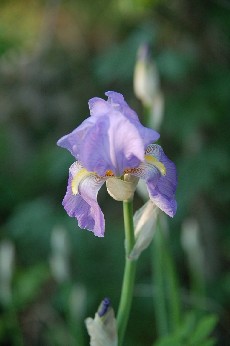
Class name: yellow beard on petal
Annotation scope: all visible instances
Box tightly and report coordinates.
[71,168,91,195]
[144,155,166,176]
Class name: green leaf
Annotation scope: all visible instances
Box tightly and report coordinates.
[190,315,218,344]
[154,312,218,346]
[198,339,216,346]
[154,334,181,346]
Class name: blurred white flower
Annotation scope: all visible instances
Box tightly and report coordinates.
[134,44,159,106]
[181,219,205,279]
[69,284,87,321]
[134,43,164,131]
[0,240,14,305]
[50,226,70,282]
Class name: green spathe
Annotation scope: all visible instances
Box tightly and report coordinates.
[129,200,158,260]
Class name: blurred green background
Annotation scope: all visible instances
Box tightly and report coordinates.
[0,0,230,345]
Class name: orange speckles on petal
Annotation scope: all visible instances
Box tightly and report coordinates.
[124,167,143,175]
[105,170,115,177]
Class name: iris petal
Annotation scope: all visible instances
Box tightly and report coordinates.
[88,97,110,117]
[145,145,177,217]
[57,117,97,159]
[105,91,138,120]
[131,144,177,217]
[63,162,106,237]
[82,112,147,176]
[105,91,160,146]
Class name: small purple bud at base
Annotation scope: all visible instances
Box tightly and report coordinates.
[98,297,111,317]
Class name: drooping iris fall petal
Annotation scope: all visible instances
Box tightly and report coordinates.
[63,162,105,237]
[142,145,177,217]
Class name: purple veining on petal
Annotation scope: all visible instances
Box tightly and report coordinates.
[63,162,105,237]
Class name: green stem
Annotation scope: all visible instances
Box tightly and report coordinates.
[152,223,169,337]
[164,233,181,333]
[152,217,182,339]
[117,200,137,346]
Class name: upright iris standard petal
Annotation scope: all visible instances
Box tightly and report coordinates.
[88,97,110,117]
[105,91,138,120]
[57,91,160,177]
[57,117,98,159]
[62,162,106,237]
[82,112,145,176]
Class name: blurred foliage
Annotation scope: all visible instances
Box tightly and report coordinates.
[155,313,218,346]
[0,0,230,345]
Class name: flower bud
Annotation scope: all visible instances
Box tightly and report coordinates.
[134,44,159,107]
[85,298,118,346]
[129,200,158,260]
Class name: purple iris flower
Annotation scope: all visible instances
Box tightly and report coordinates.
[57,91,177,237]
